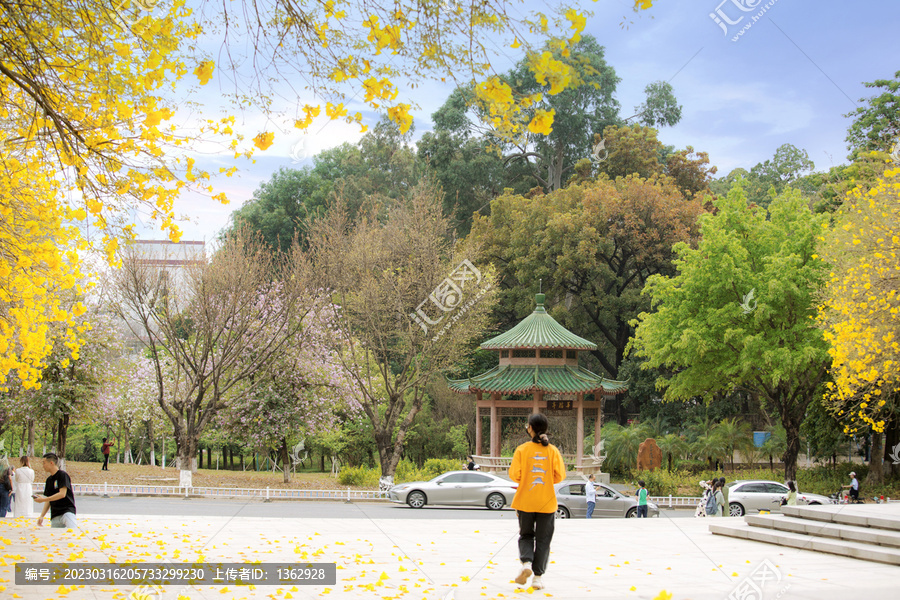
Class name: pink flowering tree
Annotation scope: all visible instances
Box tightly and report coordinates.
[220,305,358,482]
[113,229,325,473]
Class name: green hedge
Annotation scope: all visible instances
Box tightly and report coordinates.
[337,465,380,487]
[338,458,469,487]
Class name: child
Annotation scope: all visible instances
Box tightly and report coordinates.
[636,480,649,518]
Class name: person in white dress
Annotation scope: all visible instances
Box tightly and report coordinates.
[12,456,35,518]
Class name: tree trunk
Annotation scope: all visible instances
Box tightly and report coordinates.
[123,427,132,464]
[782,420,802,482]
[279,437,291,484]
[867,429,884,486]
[175,433,199,473]
[57,414,70,463]
[146,419,156,467]
[27,419,35,456]
[319,452,325,473]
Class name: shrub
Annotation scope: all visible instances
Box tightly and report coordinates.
[338,465,380,487]
[632,469,683,497]
[395,459,430,483]
[422,458,462,478]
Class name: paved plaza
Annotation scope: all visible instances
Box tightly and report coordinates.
[3,503,899,600]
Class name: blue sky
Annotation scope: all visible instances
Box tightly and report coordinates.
[159,0,900,243]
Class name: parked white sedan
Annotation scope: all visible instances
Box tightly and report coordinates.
[727,480,835,516]
[388,471,518,510]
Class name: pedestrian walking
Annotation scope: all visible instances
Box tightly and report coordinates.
[695,479,713,517]
[719,476,729,515]
[585,474,597,519]
[13,457,35,518]
[509,413,565,591]
[101,438,115,471]
[636,480,649,517]
[34,453,77,528]
[0,465,11,517]
[714,481,726,517]
[785,480,797,506]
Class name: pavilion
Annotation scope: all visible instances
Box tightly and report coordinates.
[447,293,628,472]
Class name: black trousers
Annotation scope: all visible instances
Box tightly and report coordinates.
[102,454,109,470]
[517,511,555,576]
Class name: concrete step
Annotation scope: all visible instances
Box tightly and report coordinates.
[710,520,900,566]
[782,504,900,532]
[745,513,900,549]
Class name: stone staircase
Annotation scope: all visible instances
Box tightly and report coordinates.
[710,504,900,566]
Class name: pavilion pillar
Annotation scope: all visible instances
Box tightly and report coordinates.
[475,392,483,456]
[595,395,603,452]
[532,391,542,414]
[490,393,500,457]
[576,393,584,470]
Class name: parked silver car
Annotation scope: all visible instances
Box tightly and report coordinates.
[727,480,835,516]
[388,471,517,510]
[554,481,660,518]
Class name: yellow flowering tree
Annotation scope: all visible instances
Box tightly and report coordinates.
[1,0,656,391]
[819,165,900,480]
[0,1,246,390]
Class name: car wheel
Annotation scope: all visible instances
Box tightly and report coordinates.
[486,493,506,510]
[729,502,745,517]
[808,501,821,505]
[406,491,427,509]
[626,508,637,518]
[555,506,570,519]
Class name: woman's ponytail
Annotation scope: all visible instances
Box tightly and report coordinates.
[528,413,550,446]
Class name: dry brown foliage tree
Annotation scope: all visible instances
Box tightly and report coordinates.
[308,184,496,486]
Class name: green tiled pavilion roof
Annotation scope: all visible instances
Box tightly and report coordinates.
[480,294,597,350]
[447,364,628,395]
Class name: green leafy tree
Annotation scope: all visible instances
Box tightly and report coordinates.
[472,175,704,381]
[629,80,683,128]
[690,428,727,470]
[230,167,332,253]
[714,417,753,471]
[229,118,419,248]
[600,422,648,473]
[500,35,623,191]
[760,426,787,471]
[801,396,851,467]
[658,433,689,471]
[711,144,815,208]
[631,184,831,481]
[845,70,900,160]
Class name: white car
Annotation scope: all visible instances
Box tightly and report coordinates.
[388,471,517,510]
[727,480,835,516]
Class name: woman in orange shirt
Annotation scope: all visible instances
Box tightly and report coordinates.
[508,413,566,591]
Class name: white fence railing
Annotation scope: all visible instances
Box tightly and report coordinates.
[649,495,702,508]
[73,483,388,502]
